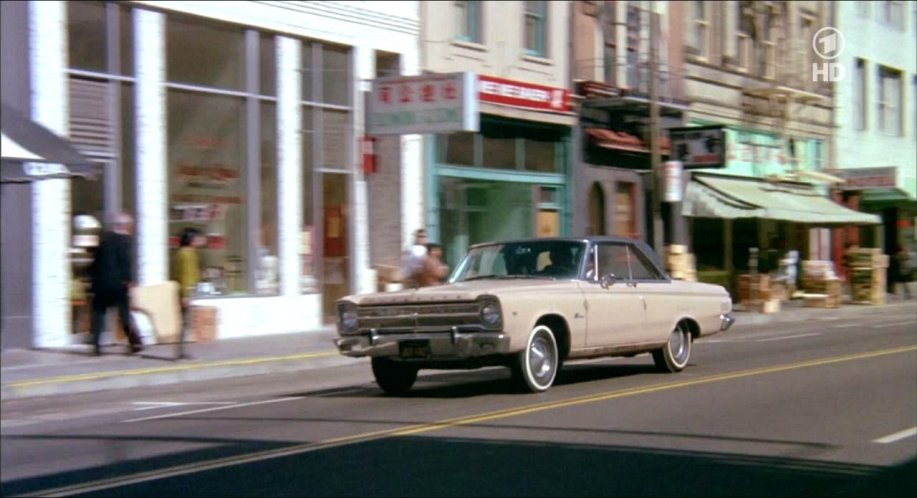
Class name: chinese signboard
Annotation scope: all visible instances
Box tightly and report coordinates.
[669,126,725,169]
[478,75,572,113]
[830,166,897,190]
[368,72,478,135]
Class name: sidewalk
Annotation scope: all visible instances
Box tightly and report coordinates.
[2,299,914,401]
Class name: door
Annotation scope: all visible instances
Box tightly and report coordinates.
[581,242,647,347]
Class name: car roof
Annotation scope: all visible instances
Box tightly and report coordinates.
[467,236,647,249]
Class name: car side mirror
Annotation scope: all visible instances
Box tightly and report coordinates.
[600,272,617,289]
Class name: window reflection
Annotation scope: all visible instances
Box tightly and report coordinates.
[168,90,248,295]
[322,44,350,105]
[167,16,245,90]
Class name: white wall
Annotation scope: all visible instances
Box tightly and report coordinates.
[835,1,917,198]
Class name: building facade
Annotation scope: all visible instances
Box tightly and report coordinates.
[570,0,686,248]
[832,0,917,262]
[419,1,576,269]
[677,0,843,283]
[1,0,421,348]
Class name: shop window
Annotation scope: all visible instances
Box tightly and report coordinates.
[258,102,279,295]
[302,106,317,293]
[302,42,315,102]
[68,1,107,72]
[524,138,557,172]
[168,90,248,295]
[442,133,475,166]
[483,136,516,169]
[322,44,351,106]
[120,82,136,214]
[167,16,245,90]
[260,34,276,97]
[322,109,351,169]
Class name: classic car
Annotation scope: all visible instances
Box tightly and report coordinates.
[334,236,735,395]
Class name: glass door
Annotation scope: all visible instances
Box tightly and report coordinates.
[321,172,350,322]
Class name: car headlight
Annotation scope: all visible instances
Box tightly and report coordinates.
[338,302,359,334]
[479,297,502,329]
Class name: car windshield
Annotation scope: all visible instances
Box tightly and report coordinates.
[449,240,587,283]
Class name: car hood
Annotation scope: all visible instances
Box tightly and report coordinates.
[344,279,575,306]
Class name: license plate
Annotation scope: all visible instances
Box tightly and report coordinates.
[399,340,430,359]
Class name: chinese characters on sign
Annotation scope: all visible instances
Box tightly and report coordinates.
[669,126,726,169]
[369,72,478,135]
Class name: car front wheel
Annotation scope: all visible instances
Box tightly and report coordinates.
[371,357,418,395]
[652,321,692,373]
[512,324,559,393]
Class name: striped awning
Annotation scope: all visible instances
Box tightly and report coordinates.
[682,174,881,226]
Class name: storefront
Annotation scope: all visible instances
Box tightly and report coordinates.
[9,1,419,347]
[426,76,575,269]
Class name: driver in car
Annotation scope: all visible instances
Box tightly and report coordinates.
[540,247,577,277]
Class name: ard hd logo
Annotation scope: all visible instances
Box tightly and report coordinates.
[812,27,846,82]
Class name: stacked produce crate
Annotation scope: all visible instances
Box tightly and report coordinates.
[850,248,888,305]
[737,274,780,313]
[801,260,842,308]
[665,245,697,282]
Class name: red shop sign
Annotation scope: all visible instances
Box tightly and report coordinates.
[478,75,571,113]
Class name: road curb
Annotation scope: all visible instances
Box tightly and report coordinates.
[1,351,366,401]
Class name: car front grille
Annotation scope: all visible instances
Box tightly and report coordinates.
[357,302,483,332]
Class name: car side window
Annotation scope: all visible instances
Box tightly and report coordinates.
[596,243,631,280]
[628,245,666,280]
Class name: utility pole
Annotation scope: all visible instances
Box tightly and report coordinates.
[648,0,663,255]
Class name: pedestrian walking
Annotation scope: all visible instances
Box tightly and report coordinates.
[401,228,428,288]
[416,242,450,287]
[893,243,913,300]
[173,227,206,359]
[88,212,143,356]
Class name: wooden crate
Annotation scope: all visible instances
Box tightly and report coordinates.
[803,294,840,309]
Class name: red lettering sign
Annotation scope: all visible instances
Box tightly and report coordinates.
[441,81,457,100]
[421,83,436,103]
[477,75,571,113]
[399,83,413,103]
[379,85,392,104]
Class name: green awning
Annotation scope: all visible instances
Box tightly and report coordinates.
[683,174,881,226]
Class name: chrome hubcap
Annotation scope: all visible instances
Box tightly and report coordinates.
[529,336,555,381]
[669,327,688,363]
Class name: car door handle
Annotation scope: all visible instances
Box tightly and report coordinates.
[640,296,646,311]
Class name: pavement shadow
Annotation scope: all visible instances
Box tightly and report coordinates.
[3,433,914,497]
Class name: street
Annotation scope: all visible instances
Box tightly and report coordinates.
[2,305,916,497]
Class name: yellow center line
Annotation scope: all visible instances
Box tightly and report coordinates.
[21,345,917,498]
[5,351,340,389]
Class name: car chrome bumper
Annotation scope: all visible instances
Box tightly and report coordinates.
[719,313,736,332]
[334,330,511,359]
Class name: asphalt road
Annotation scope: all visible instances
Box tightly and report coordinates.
[2,305,916,497]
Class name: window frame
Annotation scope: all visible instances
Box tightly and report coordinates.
[523,1,548,57]
[455,0,483,44]
[693,0,710,60]
[877,65,903,136]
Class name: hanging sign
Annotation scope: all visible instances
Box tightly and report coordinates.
[369,72,478,135]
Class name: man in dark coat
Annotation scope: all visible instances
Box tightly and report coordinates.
[88,212,143,355]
